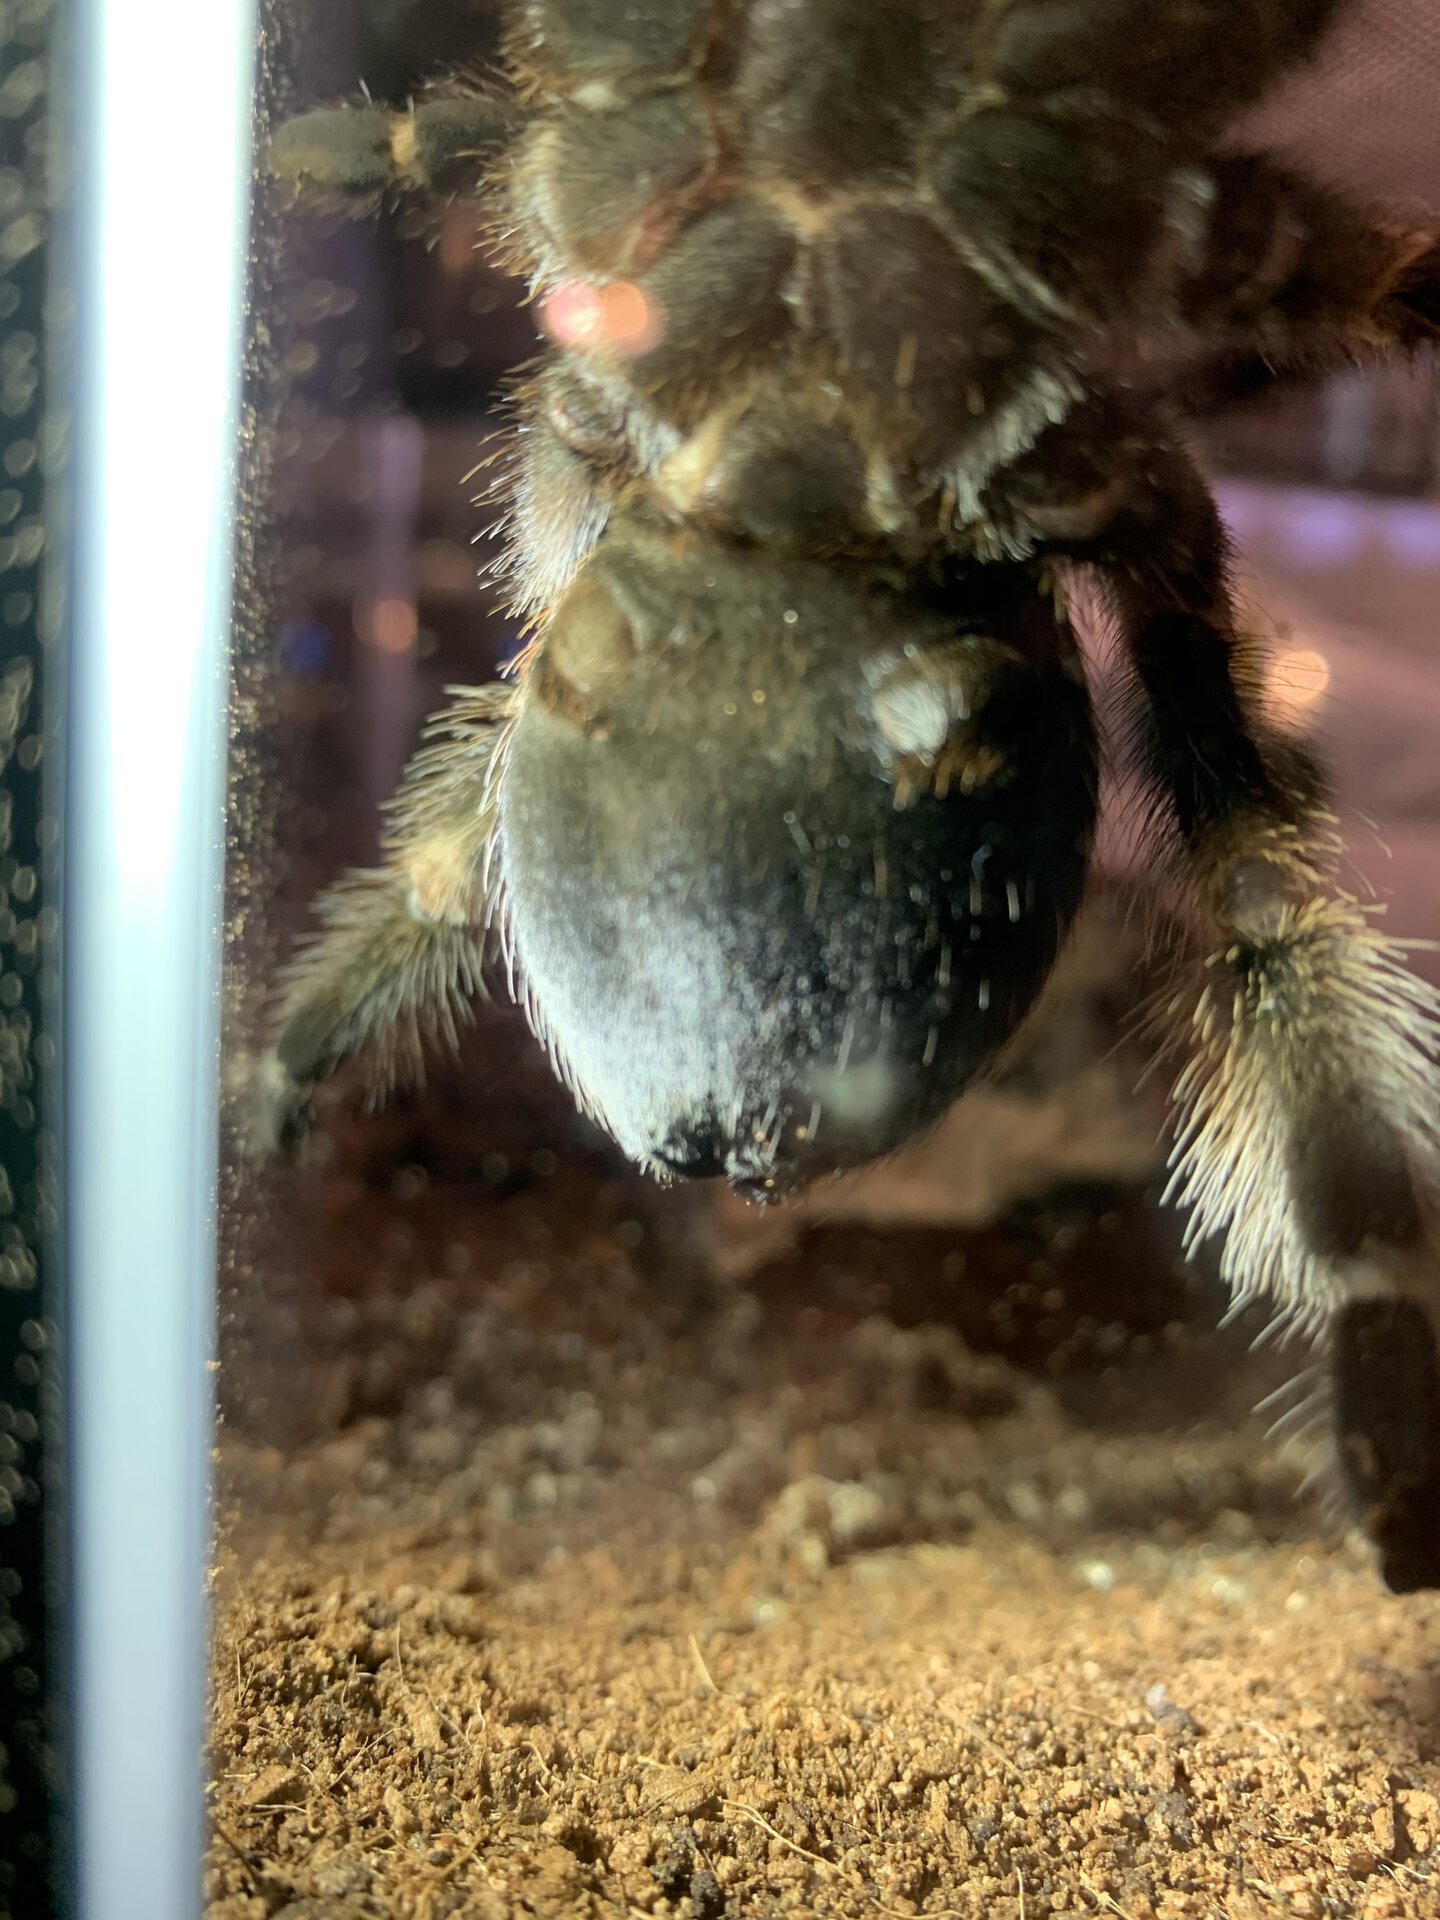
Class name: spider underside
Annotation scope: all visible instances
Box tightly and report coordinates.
[265,0,1440,1592]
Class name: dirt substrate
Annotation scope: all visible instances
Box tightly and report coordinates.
[207,1142,1440,1920]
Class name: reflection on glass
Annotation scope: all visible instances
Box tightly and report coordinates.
[62,3,254,1918]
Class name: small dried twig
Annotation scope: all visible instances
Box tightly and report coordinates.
[970,1724,1026,1784]
[1380,1858,1425,1887]
[723,1799,965,1920]
[211,1820,300,1907]
[1066,1703,1127,1733]
[687,1632,719,1694]
[212,1820,259,1866]
[425,1836,483,1887]
[1247,1719,1286,1749]
[724,1799,835,1876]
[1080,1883,1139,1920]
[328,1731,388,1793]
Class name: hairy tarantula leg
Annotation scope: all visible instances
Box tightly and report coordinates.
[267,89,519,205]
[1173,155,1440,379]
[1332,1297,1440,1598]
[980,0,1344,135]
[262,686,515,1148]
[1069,429,1440,1590]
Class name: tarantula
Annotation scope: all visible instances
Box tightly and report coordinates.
[265,0,1440,1590]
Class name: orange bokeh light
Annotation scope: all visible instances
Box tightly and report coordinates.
[1268,646,1331,720]
[364,597,418,655]
[542,277,663,358]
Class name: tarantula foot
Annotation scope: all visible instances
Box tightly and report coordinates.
[224,1045,317,1165]
[268,95,516,203]
[267,104,396,198]
[1333,1297,1440,1594]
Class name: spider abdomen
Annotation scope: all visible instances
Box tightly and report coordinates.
[494,521,1098,1197]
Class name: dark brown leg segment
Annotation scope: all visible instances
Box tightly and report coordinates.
[983,0,1345,133]
[1022,414,1440,1588]
[1168,156,1440,405]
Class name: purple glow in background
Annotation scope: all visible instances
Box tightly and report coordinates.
[1091,486,1440,979]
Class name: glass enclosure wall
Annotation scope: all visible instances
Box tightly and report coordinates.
[64,0,254,1904]
[216,5,1440,1918]
[1,2,254,1917]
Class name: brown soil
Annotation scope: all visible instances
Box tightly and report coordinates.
[207,1119,1440,1920]
[206,895,1438,1920]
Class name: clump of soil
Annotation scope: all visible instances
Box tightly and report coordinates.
[208,1161,1440,1920]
